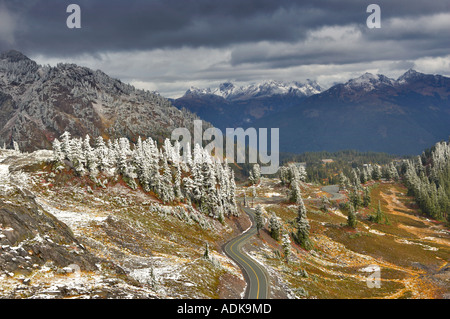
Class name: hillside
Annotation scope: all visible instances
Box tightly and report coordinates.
[0,147,247,298]
[0,50,200,152]
[1,141,448,299]
[237,176,449,298]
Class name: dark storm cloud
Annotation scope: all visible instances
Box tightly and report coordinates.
[1,0,448,59]
[0,0,449,97]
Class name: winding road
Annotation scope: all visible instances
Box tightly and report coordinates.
[223,205,269,299]
[224,185,343,299]
[321,185,346,201]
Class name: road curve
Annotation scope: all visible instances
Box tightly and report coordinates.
[321,185,346,201]
[223,205,269,299]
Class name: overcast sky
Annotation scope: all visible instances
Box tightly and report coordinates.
[0,0,449,97]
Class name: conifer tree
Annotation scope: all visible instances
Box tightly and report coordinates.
[289,181,302,204]
[363,187,371,207]
[60,131,72,161]
[160,157,175,203]
[339,172,349,190]
[173,162,182,200]
[203,242,210,260]
[52,138,64,163]
[249,163,261,185]
[251,186,257,207]
[268,212,281,241]
[293,196,312,250]
[347,203,357,228]
[254,204,265,235]
[282,233,291,263]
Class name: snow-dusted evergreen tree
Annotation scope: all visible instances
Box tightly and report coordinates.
[297,165,307,182]
[83,135,98,176]
[293,195,312,250]
[321,195,330,212]
[254,204,265,235]
[227,167,238,216]
[71,137,86,176]
[372,165,382,180]
[51,132,239,222]
[248,169,255,185]
[281,233,291,262]
[52,138,64,163]
[95,136,113,173]
[60,131,72,161]
[268,212,281,241]
[363,186,371,207]
[389,162,399,181]
[132,136,148,190]
[338,172,349,190]
[248,163,261,185]
[288,163,300,184]
[360,167,368,184]
[347,204,357,228]
[160,157,175,203]
[279,163,307,186]
[351,169,360,188]
[251,185,257,207]
[279,166,289,185]
[183,142,193,168]
[400,140,450,221]
[253,163,261,183]
[289,181,302,204]
[173,161,183,200]
[200,161,217,217]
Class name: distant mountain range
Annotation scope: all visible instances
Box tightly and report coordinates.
[0,50,200,151]
[174,70,450,155]
[171,80,323,130]
[1,49,448,156]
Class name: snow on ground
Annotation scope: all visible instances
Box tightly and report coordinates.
[329,208,347,219]
[0,164,13,193]
[264,192,282,197]
[35,197,108,231]
[369,229,386,236]
[395,238,438,251]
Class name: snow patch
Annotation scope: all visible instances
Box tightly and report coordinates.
[36,197,108,230]
[265,192,281,197]
[0,164,13,193]
[395,239,438,251]
[369,229,385,236]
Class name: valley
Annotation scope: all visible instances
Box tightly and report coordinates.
[0,49,448,300]
[0,147,448,299]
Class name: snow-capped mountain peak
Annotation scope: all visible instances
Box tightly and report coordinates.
[344,72,395,92]
[184,80,323,100]
[396,69,423,84]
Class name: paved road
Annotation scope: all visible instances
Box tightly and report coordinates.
[321,185,346,201]
[223,205,269,299]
